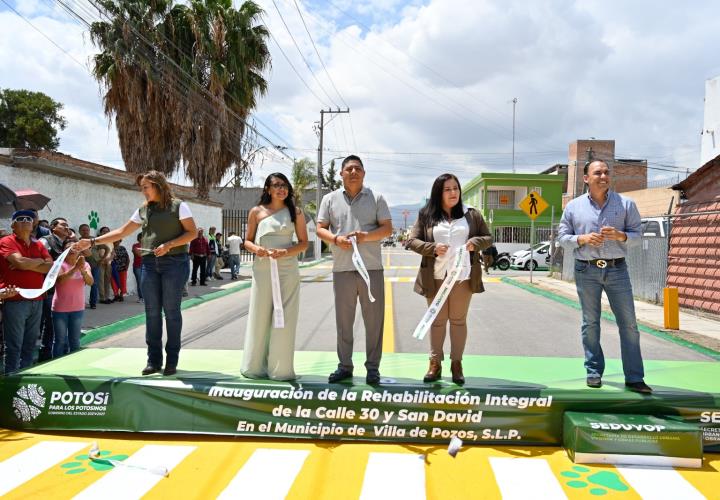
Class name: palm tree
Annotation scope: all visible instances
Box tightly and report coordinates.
[90,0,270,198]
[291,158,316,214]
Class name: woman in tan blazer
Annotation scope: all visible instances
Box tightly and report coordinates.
[405,173,492,384]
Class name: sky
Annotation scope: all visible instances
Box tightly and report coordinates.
[1,0,719,206]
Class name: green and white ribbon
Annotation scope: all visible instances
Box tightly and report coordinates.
[412,246,466,340]
[349,236,375,303]
[5,247,72,299]
[269,257,285,328]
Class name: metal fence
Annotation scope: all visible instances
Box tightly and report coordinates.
[222,209,254,263]
[555,236,668,304]
[492,225,554,245]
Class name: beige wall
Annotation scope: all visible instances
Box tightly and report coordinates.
[620,187,676,217]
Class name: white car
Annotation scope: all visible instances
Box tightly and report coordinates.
[510,241,551,270]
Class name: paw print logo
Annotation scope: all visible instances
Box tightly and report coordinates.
[561,465,629,496]
[60,450,129,474]
[12,384,46,422]
[88,211,100,231]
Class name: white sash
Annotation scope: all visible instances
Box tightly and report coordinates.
[269,257,285,328]
[349,236,375,303]
[1,248,73,299]
[412,246,466,340]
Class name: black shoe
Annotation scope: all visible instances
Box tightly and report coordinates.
[200,282,207,286]
[625,381,652,394]
[163,366,177,376]
[90,304,96,309]
[586,376,602,388]
[366,371,381,385]
[142,364,161,376]
[328,368,353,383]
[191,282,197,286]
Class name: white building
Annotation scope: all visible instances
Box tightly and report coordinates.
[701,76,720,166]
[0,149,222,295]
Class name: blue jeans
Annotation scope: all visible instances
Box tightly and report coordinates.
[141,253,188,368]
[574,260,645,383]
[52,310,83,358]
[133,267,143,299]
[2,300,42,374]
[206,254,217,278]
[90,265,101,306]
[38,293,55,362]
[228,254,240,279]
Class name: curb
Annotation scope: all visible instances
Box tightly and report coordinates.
[501,276,720,361]
[81,257,331,346]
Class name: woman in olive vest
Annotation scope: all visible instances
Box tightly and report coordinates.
[73,171,197,376]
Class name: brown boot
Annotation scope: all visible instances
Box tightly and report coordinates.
[423,358,442,383]
[451,360,465,385]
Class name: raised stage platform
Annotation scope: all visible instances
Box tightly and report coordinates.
[2,348,719,451]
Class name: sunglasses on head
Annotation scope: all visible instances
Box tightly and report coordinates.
[13,216,34,223]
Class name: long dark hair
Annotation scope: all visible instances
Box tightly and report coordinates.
[259,172,297,223]
[418,173,464,228]
[136,171,175,210]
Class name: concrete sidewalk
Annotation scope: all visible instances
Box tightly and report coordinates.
[505,275,720,356]
[81,267,253,331]
[81,257,330,333]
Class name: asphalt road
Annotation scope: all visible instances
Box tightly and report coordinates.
[94,248,711,364]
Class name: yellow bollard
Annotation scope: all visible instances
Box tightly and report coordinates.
[664,287,680,330]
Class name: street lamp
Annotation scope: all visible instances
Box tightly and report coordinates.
[323,156,344,167]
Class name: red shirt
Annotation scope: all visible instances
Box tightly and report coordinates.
[132,242,142,268]
[189,236,210,256]
[0,234,52,301]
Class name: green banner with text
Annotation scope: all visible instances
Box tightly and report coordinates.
[2,374,719,451]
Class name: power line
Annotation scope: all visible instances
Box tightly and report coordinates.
[267,30,330,107]
[348,112,358,151]
[54,0,294,163]
[291,0,348,108]
[1,0,87,69]
[270,0,339,108]
[322,0,559,150]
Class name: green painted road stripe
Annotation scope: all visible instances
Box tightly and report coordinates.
[502,277,720,361]
[80,257,331,346]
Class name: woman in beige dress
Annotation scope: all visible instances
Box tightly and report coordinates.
[241,173,308,380]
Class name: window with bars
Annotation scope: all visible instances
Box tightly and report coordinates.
[487,190,515,210]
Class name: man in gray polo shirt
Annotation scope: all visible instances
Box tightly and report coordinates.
[317,155,393,385]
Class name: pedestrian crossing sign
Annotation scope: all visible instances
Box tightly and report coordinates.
[519,191,548,220]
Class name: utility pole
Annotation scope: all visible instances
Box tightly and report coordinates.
[511,97,517,174]
[315,107,350,259]
[402,209,410,230]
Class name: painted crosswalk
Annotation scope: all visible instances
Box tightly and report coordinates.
[0,432,718,499]
[359,452,426,500]
[615,465,706,500]
[489,457,567,499]
[0,441,88,496]
[218,449,309,500]
[73,445,195,500]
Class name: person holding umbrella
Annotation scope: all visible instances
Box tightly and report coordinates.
[73,171,197,376]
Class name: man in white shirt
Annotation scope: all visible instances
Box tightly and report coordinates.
[226,232,243,280]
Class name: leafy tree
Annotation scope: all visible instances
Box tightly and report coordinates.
[0,89,67,150]
[90,0,270,198]
[291,157,316,212]
[323,159,341,191]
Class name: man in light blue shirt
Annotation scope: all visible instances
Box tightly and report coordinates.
[558,159,651,394]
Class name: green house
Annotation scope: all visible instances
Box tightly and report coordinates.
[461,173,565,245]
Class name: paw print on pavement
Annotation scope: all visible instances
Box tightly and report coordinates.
[88,211,100,231]
[561,466,629,496]
[60,450,129,474]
